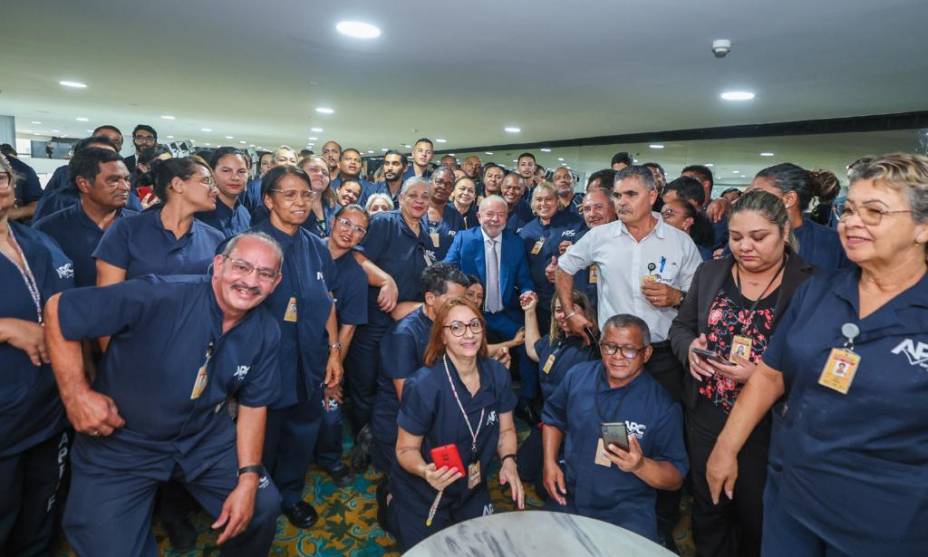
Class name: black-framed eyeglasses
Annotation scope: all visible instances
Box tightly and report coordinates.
[836,202,912,226]
[223,256,280,282]
[335,217,367,236]
[270,189,313,203]
[599,342,644,359]
[134,135,156,143]
[444,319,483,337]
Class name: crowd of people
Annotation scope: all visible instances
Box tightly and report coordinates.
[0,123,926,557]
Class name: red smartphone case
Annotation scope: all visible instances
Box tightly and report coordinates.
[429,444,466,476]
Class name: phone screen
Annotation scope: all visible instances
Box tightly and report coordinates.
[601,422,629,452]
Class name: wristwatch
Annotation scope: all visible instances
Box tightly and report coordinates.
[329,342,342,353]
[237,464,264,477]
[674,290,687,309]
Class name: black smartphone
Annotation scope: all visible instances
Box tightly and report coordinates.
[583,326,599,346]
[601,422,629,452]
[692,347,730,365]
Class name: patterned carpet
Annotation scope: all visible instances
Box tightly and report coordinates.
[53,423,694,556]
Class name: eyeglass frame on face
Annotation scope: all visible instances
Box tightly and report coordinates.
[270,188,314,203]
[0,172,11,185]
[222,256,280,282]
[444,318,483,337]
[599,342,645,359]
[836,200,913,226]
[335,216,367,236]
[133,134,156,144]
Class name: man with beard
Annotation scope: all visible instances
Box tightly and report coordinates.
[34,148,136,287]
[367,150,408,207]
[123,125,157,175]
[461,155,483,195]
[46,233,285,556]
[321,141,342,179]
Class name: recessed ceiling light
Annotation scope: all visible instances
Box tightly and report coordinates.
[59,80,87,89]
[540,148,551,152]
[161,115,176,120]
[85,129,93,133]
[760,152,775,157]
[485,152,494,155]
[32,132,41,135]
[705,163,714,167]
[249,144,255,147]
[633,159,639,163]
[721,90,755,101]
[51,129,60,133]
[205,142,211,146]
[315,107,335,115]
[649,144,664,149]
[225,135,234,139]
[308,136,318,140]
[448,153,455,156]
[512,159,518,163]
[311,127,323,133]
[381,148,388,152]
[336,21,381,39]
[504,126,521,133]
[167,135,175,139]
[557,157,565,161]
[367,150,374,154]
[75,117,89,122]
[201,127,212,132]
[436,138,447,143]
[31,121,42,124]
[732,170,741,174]
[404,144,412,148]
[239,141,247,144]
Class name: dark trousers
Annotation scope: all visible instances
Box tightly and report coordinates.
[372,437,396,477]
[0,431,70,557]
[264,391,324,508]
[687,413,768,557]
[645,341,685,548]
[344,321,390,435]
[63,445,280,557]
[313,395,344,471]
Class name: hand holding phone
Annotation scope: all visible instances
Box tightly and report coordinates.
[601,422,630,452]
[692,347,731,365]
[429,444,466,476]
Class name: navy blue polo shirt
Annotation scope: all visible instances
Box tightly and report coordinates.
[332,251,368,326]
[302,203,339,238]
[426,206,465,260]
[32,169,143,223]
[365,181,402,209]
[241,177,263,217]
[402,166,432,183]
[761,268,928,554]
[1,223,73,458]
[254,219,335,408]
[359,210,435,325]
[505,199,534,233]
[391,356,517,507]
[793,219,851,272]
[93,207,224,278]
[331,176,375,205]
[534,335,596,402]
[58,275,281,478]
[446,202,478,229]
[520,217,582,311]
[34,202,138,287]
[195,198,251,239]
[542,362,687,541]
[9,156,42,207]
[371,307,432,445]
[550,224,598,311]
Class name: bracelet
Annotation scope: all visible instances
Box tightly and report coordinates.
[329,342,342,352]
[237,465,264,477]
[501,453,517,464]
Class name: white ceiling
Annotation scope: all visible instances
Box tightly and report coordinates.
[3,0,928,153]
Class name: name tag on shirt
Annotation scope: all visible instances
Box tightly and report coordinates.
[730,335,752,360]
[594,438,612,467]
[284,296,298,322]
[588,264,599,284]
[818,348,860,394]
[467,462,482,489]
[530,239,544,255]
[190,365,208,400]
[542,354,556,374]
[430,230,440,248]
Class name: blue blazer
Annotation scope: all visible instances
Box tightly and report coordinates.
[444,226,534,337]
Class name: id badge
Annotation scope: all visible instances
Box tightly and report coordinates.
[283,296,298,322]
[542,354,556,374]
[818,348,861,395]
[588,264,599,284]
[730,335,752,360]
[190,365,208,400]
[430,230,440,248]
[593,438,611,468]
[467,462,481,489]
[530,239,544,255]
[641,274,660,284]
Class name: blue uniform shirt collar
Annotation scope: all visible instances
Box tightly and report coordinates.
[831,267,928,336]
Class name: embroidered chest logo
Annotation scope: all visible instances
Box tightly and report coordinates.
[56,263,74,279]
[233,365,251,380]
[561,229,577,238]
[891,339,928,369]
[625,420,647,439]
[486,410,497,426]
[316,271,324,281]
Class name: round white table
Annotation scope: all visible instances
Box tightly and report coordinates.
[403,510,675,556]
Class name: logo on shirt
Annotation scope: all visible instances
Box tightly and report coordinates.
[891,339,928,369]
[258,475,270,489]
[486,410,497,426]
[448,230,456,237]
[233,365,250,380]
[316,271,324,281]
[56,263,74,279]
[482,503,495,516]
[561,229,577,238]
[625,420,647,440]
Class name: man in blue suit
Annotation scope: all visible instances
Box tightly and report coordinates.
[444,195,539,420]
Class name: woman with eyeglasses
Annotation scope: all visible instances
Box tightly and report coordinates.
[387,297,523,550]
[94,157,224,286]
[660,198,715,261]
[748,163,850,271]
[517,289,597,497]
[0,155,75,556]
[707,153,928,556]
[668,190,815,557]
[253,164,342,529]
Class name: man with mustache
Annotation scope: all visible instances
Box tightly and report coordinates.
[367,150,408,208]
[555,165,701,551]
[34,148,136,287]
[45,232,285,556]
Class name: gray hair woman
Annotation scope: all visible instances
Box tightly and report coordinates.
[707,153,928,556]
